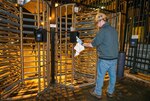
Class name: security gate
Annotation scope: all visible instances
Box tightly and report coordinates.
[55,4,76,87]
[124,0,150,74]
[0,0,51,100]
[56,4,121,88]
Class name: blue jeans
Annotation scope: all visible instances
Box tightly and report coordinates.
[94,59,118,95]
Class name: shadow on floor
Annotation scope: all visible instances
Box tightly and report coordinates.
[35,77,150,101]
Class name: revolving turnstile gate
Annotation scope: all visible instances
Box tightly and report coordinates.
[0,1,121,100]
[55,4,121,88]
[0,0,51,100]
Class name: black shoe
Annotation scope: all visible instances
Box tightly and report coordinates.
[106,92,113,98]
[89,89,102,99]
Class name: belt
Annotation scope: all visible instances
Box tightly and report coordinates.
[98,57,118,60]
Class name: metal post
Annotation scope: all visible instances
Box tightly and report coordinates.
[46,2,50,85]
[42,0,46,88]
[117,52,126,79]
[50,0,55,84]
[71,4,75,85]
[130,45,138,74]
[51,28,55,84]
[19,6,24,83]
[123,0,128,51]
[37,0,41,92]
[116,0,119,12]
[59,6,62,84]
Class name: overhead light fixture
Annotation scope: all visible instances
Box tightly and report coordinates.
[11,42,14,44]
[49,17,52,20]
[55,3,59,7]
[101,6,105,9]
[41,22,44,26]
[74,6,81,13]
[15,3,18,7]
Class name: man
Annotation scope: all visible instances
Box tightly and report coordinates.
[83,13,119,99]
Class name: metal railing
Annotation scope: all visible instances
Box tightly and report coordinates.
[124,0,150,74]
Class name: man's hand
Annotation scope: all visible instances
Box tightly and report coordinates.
[83,43,93,48]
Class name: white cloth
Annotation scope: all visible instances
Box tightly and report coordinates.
[74,43,85,57]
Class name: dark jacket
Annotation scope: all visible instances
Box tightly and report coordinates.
[91,22,119,59]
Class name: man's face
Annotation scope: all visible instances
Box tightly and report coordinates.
[97,20,102,28]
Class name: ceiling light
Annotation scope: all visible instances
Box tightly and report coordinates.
[101,6,105,9]
[55,3,59,7]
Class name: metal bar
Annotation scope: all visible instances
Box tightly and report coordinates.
[57,22,72,25]
[23,77,45,81]
[1,79,20,92]
[123,0,128,51]
[22,12,37,15]
[42,0,46,88]
[23,25,37,28]
[22,31,34,34]
[34,15,38,74]
[143,0,150,73]
[142,0,149,72]
[37,0,41,92]
[0,18,20,26]
[71,4,75,85]
[125,58,150,65]
[5,94,37,101]
[118,12,121,50]
[1,81,21,99]
[59,6,62,84]
[65,5,67,85]
[55,7,58,83]
[0,10,19,19]
[51,28,55,84]
[137,0,145,71]
[0,27,20,33]
[19,6,24,83]
[23,18,36,22]
[0,72,20,80]
[46,2,50,85]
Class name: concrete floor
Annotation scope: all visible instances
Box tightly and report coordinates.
[3,47,149,101]
[34,77,150,101]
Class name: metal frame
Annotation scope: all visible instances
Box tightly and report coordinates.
[55,3,76,87]
[0,0,21,99]
[0,0,51,100]
[124,0,150,74]
[55,3,121,88]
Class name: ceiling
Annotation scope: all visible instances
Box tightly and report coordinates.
[21,0,117,13]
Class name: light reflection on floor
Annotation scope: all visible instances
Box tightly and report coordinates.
[7,46,97,100]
